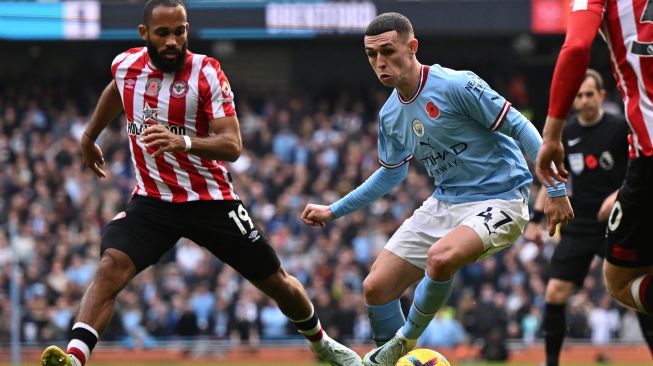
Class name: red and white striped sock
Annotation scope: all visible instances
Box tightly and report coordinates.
[66,322,99,366]
[292,305,324,344]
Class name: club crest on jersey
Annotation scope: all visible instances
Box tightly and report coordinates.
[412,119,425,137]
[600,151,615,170]
[142,102,159,124]
[170,80,189,98]
[146,78,162,96]
[568,153,584,174]
[426,101,440,119]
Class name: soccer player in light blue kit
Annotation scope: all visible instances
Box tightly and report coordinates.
[301,12,575,366]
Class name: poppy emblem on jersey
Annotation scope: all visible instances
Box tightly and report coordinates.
[426,101,440,119]
[170,80,189,99]
[585,154,598,170]
[600,151,614,170]
[412,118,425,137]
[568,153,584,175]
[145,78,162,96]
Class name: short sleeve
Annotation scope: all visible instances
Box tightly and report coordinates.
[377,115,412,168]
[199,57,236,119]
[449,71,512,131]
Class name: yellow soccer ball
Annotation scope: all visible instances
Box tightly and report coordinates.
[395,348,451,366]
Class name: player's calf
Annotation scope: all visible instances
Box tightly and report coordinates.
[604,262,653,313]
[629,274,653,314]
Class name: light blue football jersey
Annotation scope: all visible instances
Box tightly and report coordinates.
[378,64,533,203]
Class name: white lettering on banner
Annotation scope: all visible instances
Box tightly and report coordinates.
[266,2,377,32]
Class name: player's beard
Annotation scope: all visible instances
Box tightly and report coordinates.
[146,39,187,73]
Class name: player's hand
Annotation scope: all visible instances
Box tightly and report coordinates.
[544,195,574,237]
[81,135,106,178]
[536,139,568,189]
[301,204,335,228]
[522,222,543,247]
[141,125,184,157]
[598,190,619,222]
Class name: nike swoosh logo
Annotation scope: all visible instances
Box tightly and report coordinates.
[568,138,582,147]
[369,347,384,364]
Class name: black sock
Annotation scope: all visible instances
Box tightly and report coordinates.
[543,303,566,366]
[637,312,653,358]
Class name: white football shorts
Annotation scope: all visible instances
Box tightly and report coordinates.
[385,195,529,269]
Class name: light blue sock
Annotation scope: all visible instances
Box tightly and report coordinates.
[366,299,406,346]
[402,274,453,340]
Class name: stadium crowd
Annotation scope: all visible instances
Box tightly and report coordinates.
[0,78,643,360]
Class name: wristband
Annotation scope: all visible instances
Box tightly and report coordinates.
[183,135,192,152]
[529,209,545,223]
[546,178,567,198]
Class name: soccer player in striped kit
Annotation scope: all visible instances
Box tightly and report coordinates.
[40,1,362,365]
[302,12,574,366]
[527,69,653,366]
[537,0,653,319]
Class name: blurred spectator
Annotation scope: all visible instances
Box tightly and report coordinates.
[417,307,465,348]
[589,294,620,345]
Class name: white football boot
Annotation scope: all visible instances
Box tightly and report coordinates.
[310,333,363,366]
[363,330,416,366]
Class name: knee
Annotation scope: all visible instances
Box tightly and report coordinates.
[426,247,455,279]
[363,276,386,304]
[96,250,136,290]
[545,280,574,304]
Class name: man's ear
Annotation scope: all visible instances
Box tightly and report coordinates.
[408,38,419,56]
[138,24,148,41]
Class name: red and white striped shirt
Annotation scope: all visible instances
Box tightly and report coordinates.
[548,0,653,156]
[111,47,240,202]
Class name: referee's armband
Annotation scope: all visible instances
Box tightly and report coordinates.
[546,178,567,198]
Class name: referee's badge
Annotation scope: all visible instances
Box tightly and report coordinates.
[412,119,425,137]
[568,153,584,174]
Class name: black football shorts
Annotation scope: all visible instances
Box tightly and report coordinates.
[549,227,604,287]
[101,195,281,280]
[605,155,653,268]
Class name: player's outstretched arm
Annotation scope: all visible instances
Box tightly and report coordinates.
[301,204,334,228]
[301,165,408,228]
[82,81,124,178]
[536,117,569,188]
[539,8,601,186]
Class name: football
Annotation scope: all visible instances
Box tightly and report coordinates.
[395,348,451,366]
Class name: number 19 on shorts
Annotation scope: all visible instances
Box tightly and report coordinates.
[228,204,254,235]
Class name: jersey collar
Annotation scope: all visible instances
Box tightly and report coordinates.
[397,65,430,104]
